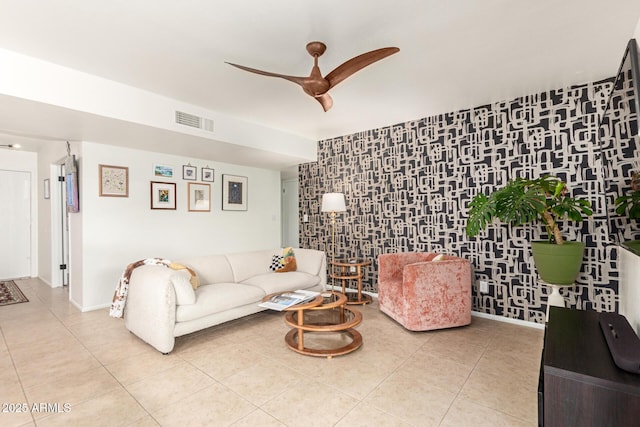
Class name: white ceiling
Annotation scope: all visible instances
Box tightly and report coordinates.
[1,0,640,165]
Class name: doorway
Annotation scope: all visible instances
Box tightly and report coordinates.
[0,170,31,279]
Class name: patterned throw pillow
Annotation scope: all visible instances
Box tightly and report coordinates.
[269,255,284,271]
[276,247,297,273]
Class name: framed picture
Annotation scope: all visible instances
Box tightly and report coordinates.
[153,164,174,178]
[43,179,50,199]
[150,181,176,210]
[188,183,211,212]
[99,164,129,197]
[202,167,214,182]
[183,165,197,180]
[222,174,247,211]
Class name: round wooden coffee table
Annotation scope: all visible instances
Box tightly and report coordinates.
[270,291,363,358]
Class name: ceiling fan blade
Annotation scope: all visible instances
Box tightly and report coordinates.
[314,93,333,112]
[325,47,400,89]
[225,62,306,86]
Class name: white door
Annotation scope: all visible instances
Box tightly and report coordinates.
[0,170,31,279]
[281,179,300,248]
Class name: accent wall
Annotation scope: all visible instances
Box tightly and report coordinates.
[300,79,619,324]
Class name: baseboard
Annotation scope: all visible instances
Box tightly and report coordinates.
[37,276,53,287]
[38,276,66,289]
[326,286,544,330]
[77,302,112,312]
[472,310,545,330]
[69,297,83,311]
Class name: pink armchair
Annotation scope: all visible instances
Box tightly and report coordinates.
[378,252,472,331]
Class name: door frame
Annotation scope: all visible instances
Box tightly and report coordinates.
[49,163,69,287]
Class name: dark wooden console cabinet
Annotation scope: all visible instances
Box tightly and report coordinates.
[539,307,640,427]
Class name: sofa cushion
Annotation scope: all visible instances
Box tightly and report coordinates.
[226,250,279,282]
[293,248,325,276]
[171,270,196,305]
[177,255,234,284]
[241,272,320,294]
[170,262,200,289]
[176,283,265,323]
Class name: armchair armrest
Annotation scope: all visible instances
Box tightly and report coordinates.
[378,252,434,283]
[124,265,177,353]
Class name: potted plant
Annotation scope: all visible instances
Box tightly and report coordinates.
[466,175,593,284]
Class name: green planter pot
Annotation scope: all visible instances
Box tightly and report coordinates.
[531,241,585,285]
[622,240,640,256]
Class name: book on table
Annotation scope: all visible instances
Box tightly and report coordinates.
[259,290,320,311]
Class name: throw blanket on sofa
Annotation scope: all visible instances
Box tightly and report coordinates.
[109,258,172,318]
[109,258,199,318]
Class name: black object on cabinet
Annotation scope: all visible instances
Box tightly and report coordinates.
[539,307,640,427]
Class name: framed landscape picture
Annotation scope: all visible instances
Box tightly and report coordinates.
[153,164,174,178]
[188,183,211,212]
[150,181,176,210]
[222,174,247,211]
[99,164,129,197]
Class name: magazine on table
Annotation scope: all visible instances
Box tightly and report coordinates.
[259,289,320,311]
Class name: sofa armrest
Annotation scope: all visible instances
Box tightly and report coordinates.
[124,265,177,354]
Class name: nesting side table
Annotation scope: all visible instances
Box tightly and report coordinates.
[330,258,373,305]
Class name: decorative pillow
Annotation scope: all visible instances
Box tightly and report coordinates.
[276,247,297,273]
[269,255,284,271]
[432,254,446,262]
[170,270,196,305]
[170,262,200,289]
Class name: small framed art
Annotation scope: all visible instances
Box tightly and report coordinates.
[153,164,174,178]
[150,181,176,210]
[202,167,214,182]
[222,174,247,211]
[188,183,211,212]
[183,165,197,180]
[99,164,129,197]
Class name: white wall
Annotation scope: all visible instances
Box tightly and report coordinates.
[620,247,640,334]
[0,149,38,277]
[77,142,282,310]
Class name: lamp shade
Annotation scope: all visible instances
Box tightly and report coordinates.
[321,192,346,212]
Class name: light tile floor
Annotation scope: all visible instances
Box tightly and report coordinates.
[0,278,544,426]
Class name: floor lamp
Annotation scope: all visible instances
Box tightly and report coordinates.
[321,192,346,272]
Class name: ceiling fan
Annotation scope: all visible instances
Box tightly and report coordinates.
[226,41,399,112]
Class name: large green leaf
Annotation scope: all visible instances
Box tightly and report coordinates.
[615,191,640,219]
[495,185,546,226]
[466,193,496,237]
[552,197,592,222]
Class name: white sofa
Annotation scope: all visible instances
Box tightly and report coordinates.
[124,248,327,353]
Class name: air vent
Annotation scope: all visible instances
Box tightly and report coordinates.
[175,111,214,132]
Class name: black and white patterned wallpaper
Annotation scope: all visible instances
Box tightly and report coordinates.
[299,78,633,324]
